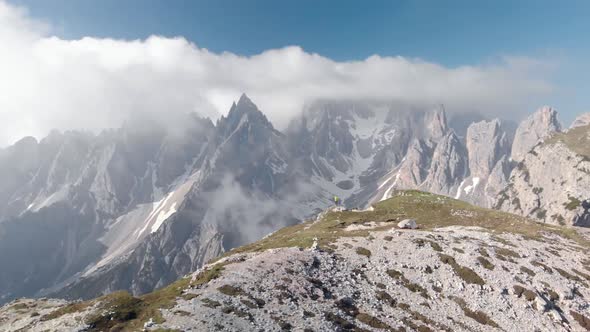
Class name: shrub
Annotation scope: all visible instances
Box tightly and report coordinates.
[218,285,245,297]
[513,285,536,301]
[477,256,494,270]
[356,247,372,257]
[452,297,499,328]
[570,310,590,330]
[356,313,390,329]
[520,266,536,277]
[439,254,485,285]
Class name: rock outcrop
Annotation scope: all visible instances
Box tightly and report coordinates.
[420,131,468,195]
[465,119,510,179]
[497,125,590,226]
[511,106,562,163]
[570,112,590,129]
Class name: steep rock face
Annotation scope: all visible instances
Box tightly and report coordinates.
[420,131,468,195]
[497,125,590,226]
[454,120,512,207]
[424,105,448,140]
[511,106,561,163]
[483,156,512,206]
[465,119,510,178]
[0,113,216,303]
[395,139,434,188]
[374,117,512,207]
[288,102,449,208]
[51,95,304,301]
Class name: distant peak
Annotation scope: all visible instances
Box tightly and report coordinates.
[237,93,254,107]
[219,93,274,133]
[425,105,449,139]
[570,113,590,129]
[532,106,561,132]
[13,136,38,147]
[230,93,260,117]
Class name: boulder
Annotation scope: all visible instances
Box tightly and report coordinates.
[397,219,417,229]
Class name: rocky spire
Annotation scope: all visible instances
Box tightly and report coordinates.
[510,106,561,162]
[424,105,449,140]
[465,119,509,178]
[422,131,468,195]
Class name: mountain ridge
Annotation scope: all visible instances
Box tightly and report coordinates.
[2,191,590,331]
[0,95,587,306]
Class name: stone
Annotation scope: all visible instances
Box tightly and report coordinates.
[397,219,417,229]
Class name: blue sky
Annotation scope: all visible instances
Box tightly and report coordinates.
[0,0,588,142]
[11,0,590,66]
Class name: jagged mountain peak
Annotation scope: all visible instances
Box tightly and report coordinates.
[237,93,254,107]
[219,94,274,134]
[12,136,38,148]
[510,105,562,162]
[465,118,510,178]
[424,104,449,139]
[535,105,562,130]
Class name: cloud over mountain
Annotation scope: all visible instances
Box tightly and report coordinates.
[0,0,553,145]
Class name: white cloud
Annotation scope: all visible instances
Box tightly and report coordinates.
[0,1,553,145]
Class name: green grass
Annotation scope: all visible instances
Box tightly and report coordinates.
[544,124,590,158]
[570,310,590,330]
[386,269,429,299]
[439,254,485,286]
[40,301,91,321]
[355,312,391,329]
[215,190,590,263]
[356,247,372,257]
[451,296,499,328]
[519,266,536,277]
[565,195,582,211]
[513,285,536,301]
[40,262,227,331]
[477,257,494,270]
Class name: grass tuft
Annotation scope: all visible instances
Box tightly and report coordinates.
[439,254,485,285]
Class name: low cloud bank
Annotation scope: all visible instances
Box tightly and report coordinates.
[0,1,553,145]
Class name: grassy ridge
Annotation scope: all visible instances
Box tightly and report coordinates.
[39,190,590,330]
[544,124,590,158]
[219,190,589,259]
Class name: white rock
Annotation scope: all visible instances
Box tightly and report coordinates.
[144,318,155,328]
[397,219,417,229]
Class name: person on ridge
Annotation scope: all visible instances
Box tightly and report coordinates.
[333,195,340,206]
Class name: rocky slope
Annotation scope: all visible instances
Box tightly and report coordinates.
[496,124,590,226]
[3,191,590,331]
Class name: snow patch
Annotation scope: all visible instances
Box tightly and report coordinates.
[455,180,466,199]
[380,170,401,202]
[150,199,177,233]
[463,177,480,195]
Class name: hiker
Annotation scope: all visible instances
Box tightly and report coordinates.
[333,195,340,206]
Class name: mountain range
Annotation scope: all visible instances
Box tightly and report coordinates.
[0,94,588,308]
